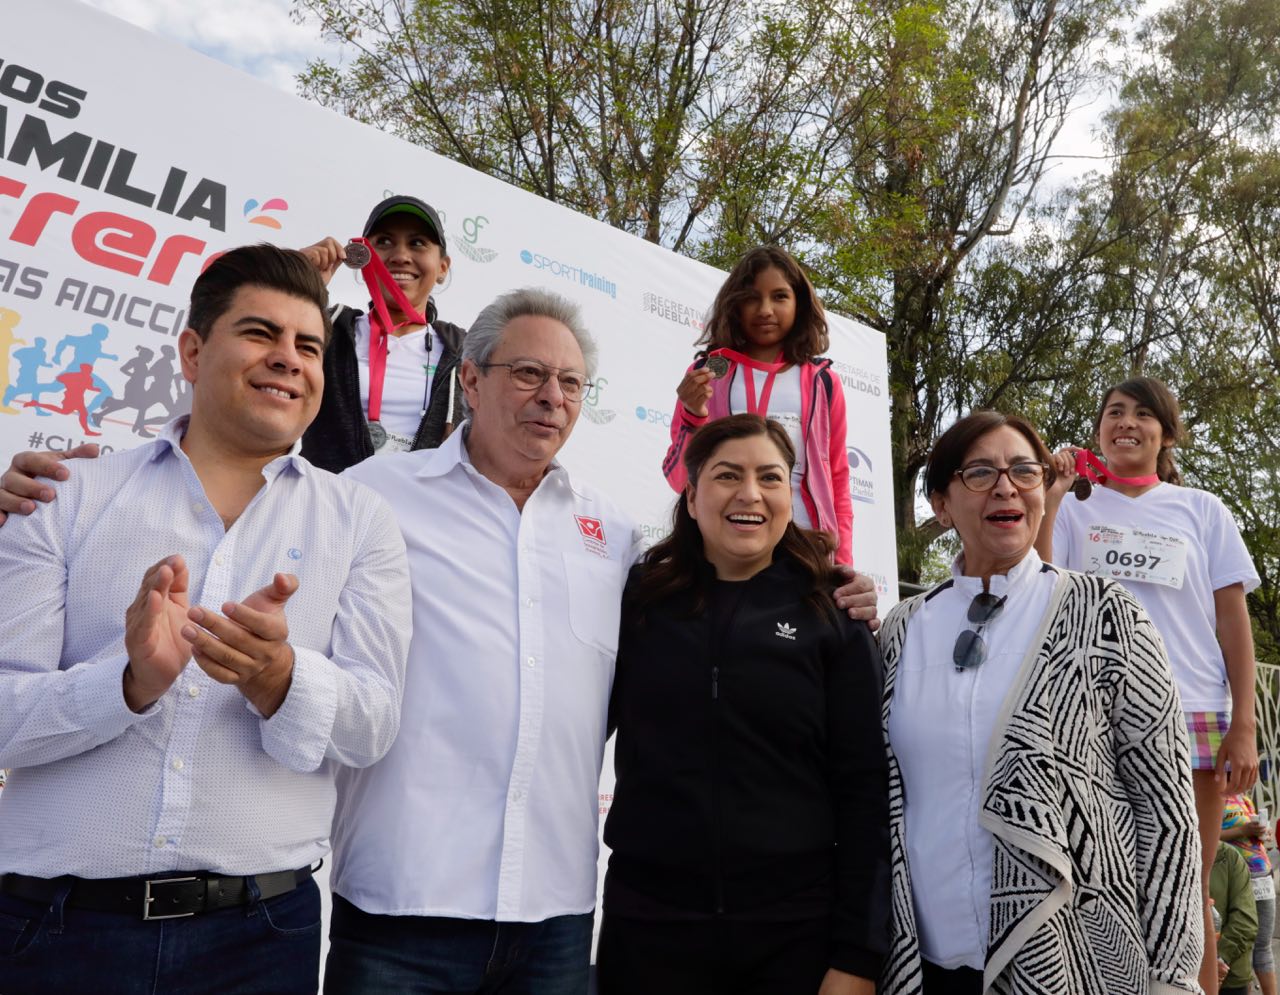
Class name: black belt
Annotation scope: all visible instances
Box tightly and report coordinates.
[0,864,316,921]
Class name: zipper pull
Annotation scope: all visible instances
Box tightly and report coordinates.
[711,665,719,699]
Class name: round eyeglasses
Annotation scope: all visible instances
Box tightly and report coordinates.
[953,462,1048,493]
[480,361,593,402]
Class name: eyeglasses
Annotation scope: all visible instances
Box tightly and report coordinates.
[480,361,593,402]
[953,592,1008,672]
[954,461,1048,493]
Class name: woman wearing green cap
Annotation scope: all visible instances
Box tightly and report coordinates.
[299,194,467,472]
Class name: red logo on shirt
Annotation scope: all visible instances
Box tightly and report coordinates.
[575,516,606,544]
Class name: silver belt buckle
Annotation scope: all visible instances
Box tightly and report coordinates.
[143,876,200,920]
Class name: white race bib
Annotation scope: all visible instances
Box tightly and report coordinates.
[1081,524,1188,589]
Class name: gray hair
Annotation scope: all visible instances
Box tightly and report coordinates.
[461,287,598,381]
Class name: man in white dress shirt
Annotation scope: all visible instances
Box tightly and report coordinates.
[0,244,412,995]
[322,287,637,994]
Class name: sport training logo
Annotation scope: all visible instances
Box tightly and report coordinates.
[847,446,875,505]
[520,250,617,300]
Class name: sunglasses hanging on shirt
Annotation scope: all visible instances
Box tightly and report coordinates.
[953,592,1008,672]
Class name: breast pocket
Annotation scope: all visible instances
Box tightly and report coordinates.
[562,553,623,657]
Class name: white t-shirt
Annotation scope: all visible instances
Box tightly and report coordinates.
[353,313,437,452]
[1052,483,1259,711]
[729,363,811,528]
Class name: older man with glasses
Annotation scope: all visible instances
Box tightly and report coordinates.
[316,287,623,995]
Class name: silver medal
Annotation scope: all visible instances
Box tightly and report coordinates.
[343,241,372,269]
[705,355,730,379]
[368,420,388,449]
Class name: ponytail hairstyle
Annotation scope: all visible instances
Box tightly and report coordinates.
[627,414,841,622]
[1094,376,1186,485]
[696,246,829,365]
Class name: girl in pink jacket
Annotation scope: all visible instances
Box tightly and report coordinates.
[662,246,853,563]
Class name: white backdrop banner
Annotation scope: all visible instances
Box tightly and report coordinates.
[1,0,898,867]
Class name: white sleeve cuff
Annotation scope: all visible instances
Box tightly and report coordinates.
[257,646,338,773]
[73,653,156,737]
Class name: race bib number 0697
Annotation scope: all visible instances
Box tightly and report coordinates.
[1082,524,1189,590]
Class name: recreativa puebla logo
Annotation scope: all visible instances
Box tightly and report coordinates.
[847,446,875,504]
[243,198,288,229]
[641,291,705,331]
[520,250,617,299]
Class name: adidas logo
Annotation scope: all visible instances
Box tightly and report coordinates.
[775,622,797,641]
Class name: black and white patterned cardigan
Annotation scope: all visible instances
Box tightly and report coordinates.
[878,568,1203,995]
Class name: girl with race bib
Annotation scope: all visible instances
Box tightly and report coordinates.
[662,246,853,563]
[1035,375,1260,995]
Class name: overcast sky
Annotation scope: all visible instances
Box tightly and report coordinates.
[82,0,1150,189]
[82,0,345,93]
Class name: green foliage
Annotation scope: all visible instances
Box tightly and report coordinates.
[294,0,1280,655]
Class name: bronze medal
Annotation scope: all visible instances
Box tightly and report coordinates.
[343,241,372,269]
[1071,476,1092,501]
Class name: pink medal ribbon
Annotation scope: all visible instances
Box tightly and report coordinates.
[717,348,786,418]
[349,236,428,425]
[1073,449,1160,487]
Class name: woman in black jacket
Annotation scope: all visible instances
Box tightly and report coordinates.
[599,413,889,995]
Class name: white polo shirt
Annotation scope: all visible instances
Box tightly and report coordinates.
[333,426,643,922]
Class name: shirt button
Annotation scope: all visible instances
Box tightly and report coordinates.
[512,789,524,801]
[213,554,226,566]
[525,598,535,608]
[527,657,536,668]
[187,685,200,698]
[153,835,166,848]
[191,502,202,514]
[171,758,184,772]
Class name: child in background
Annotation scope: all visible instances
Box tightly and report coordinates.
[1222,794,1278,995]
[663,246,853,563]
[1212,841,1260,995]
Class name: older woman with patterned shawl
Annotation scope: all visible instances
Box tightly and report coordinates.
[878,410,1202,995]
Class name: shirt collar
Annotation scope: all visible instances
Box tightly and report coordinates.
[949,546,1048,599]
[149,416,309,479]
[415,421,584,496]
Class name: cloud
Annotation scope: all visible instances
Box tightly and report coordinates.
[81,0,345,94]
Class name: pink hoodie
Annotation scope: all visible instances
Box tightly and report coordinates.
[662,355,853,564]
